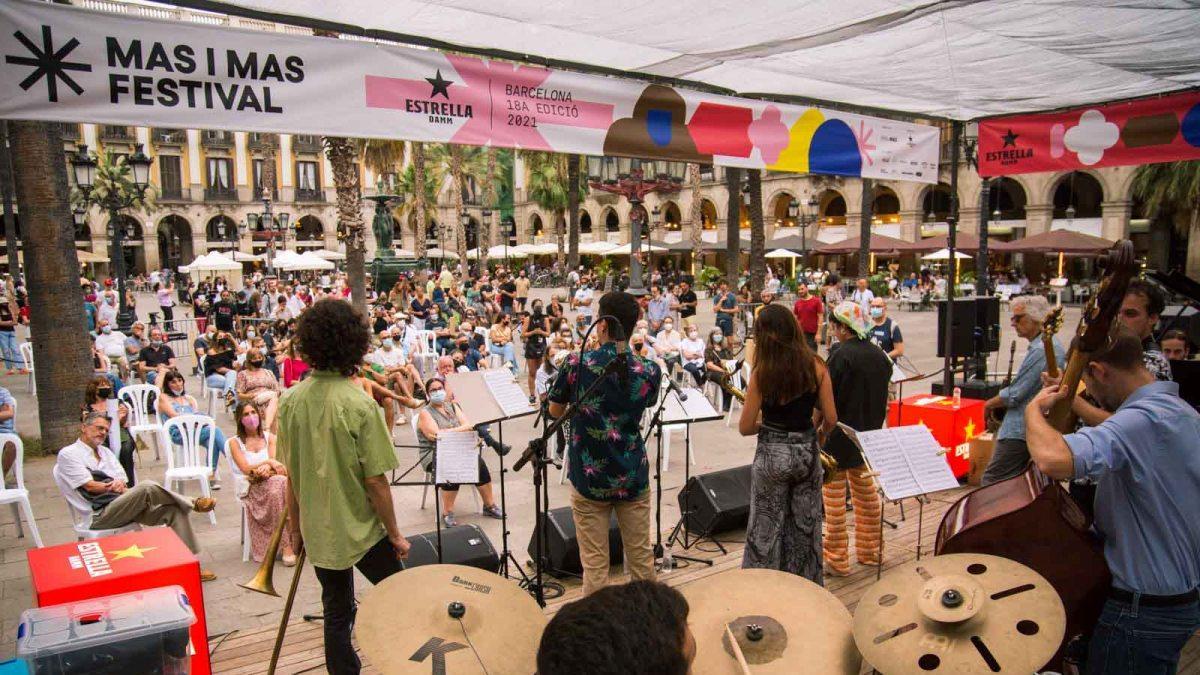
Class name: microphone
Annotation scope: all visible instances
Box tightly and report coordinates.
[664,376,688,401]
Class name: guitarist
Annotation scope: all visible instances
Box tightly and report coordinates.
[980,296,1065,485]
[1026,327,1200,674]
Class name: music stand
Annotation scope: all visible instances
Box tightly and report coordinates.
[445,370,537,584]
[836,422,960,580]
[660,386,724,556]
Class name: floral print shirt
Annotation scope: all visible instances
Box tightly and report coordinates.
[548,342,661,501]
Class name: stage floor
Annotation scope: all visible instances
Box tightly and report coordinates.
[209,485,1200,674]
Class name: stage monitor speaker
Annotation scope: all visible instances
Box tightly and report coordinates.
[402,523,500,572]
[677,464,752,537]
[936,299,977,358]
[527,506,622,578]
[975,296,1001,353]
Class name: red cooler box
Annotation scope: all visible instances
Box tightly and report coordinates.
[887,394,986,478]
[26,528,211,675]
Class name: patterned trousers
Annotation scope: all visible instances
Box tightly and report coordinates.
[822,466,882,575]
[742,428,823,584]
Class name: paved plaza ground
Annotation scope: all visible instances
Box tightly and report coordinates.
[0,287,1082,661]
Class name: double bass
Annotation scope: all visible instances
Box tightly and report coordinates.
[936,240,1138,669]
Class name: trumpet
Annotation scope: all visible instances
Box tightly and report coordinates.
[716,374,842,484]
[240,513,305,675]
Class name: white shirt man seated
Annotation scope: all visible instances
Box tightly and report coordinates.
[57,411,218,581]
[94,320,128,376]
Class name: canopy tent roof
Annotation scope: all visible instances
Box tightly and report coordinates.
[815,233,914,255]
[199,0,1200,120]
[181,252,241,272]
[765,248,802,259]
[991,229,1115,254]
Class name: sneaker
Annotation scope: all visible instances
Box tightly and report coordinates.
[442,512,458,528]
[528,394,536,405]
[396,414,407,426]
[482,504,504,519]
[210,481,221,491]
[192,496,217,513]
[200,569,217,582]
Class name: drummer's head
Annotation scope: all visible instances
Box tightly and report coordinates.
[537,580,694,675]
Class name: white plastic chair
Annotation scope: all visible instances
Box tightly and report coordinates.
[224,438,252,562]
[0,433,42,548]
[119,384,163,461]
[413,330,439,375]
[478,327,503,369]
[19,342,34,395]
[160,414,218,525]
[51,463,139,540]
[655,377,695,472]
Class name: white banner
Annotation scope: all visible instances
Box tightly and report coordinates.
[0,0,940,182]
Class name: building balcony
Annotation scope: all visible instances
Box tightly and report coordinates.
[158,186,185,201]
[154,128,187,145]
[204,187,238,202]
[100,125,134,142]
[61,124,81,142]
[202,130,233,148]
[292,135,321,153]
[294,188,324,202]
[248,133,276,150]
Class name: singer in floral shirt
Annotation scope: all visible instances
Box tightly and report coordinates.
[548,291,661,595]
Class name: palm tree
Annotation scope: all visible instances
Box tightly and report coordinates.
[427,144,487,267]
[483,147,499,271]
[10,122,92,452]
[523,152,571,267]
[567,155,582,270]
[746,169,766,293]
[858,178,875,277]
[724,167,742,282]
[688,163,704,276]
[412,141,429,257]
[323,136,367,311]
[1132,160,1200,276]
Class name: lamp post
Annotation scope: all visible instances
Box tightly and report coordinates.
[586,157,684,295]
[789,196,819,273]
[71,144,152,332]
[247,190,292,277]
[502,215,515,267]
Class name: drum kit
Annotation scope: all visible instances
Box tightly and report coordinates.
[353,553,1065,674]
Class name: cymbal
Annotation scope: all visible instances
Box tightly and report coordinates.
[853,553,1065,674]
[680,568,860,675]
[355,564,546,675]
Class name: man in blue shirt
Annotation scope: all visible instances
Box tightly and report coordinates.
[981,295,1065,485]
[646,284,670,333]
[1026,328,1200,674]
[548,291,661,596]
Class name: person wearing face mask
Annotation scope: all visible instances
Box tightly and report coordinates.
[94,319,130,380]
[488,314,518,374]
[157,369,229,489]
[193,326,216,376]
[236,348,282,432]
[867,299,904,360]
[136,327,176,385]
[654,318,681,372]
[229,401,297,566]
[205,332,240,405]
[96,289,118,326]
[704,328,735,410]
[83,375,134,486]
[680,325,706,385]
[523,300,551,403]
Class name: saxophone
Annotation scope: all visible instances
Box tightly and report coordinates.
[718,375,841,484]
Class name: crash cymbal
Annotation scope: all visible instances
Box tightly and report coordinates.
[355,564,545,675]
[853,553,1065,674]
[681,568,860,675]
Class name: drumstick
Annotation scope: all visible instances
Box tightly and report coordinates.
[724,624,752,675]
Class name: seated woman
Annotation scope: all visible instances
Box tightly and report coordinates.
[156,369,229,489]
[205,332,239,403]
[82,375,135,485]
[705,327,735,409]
[228,401,296,566]
[235,348,282,431]
[279,339,310,388]
[355,362,421,432]
[418,377,504,528]
[91,345,124,391]
[680,325,707,385]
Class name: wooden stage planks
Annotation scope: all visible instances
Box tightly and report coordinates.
[209,486,1200,674]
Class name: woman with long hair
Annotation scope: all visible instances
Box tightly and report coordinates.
[157,369,229,489]
[228,401,296,565]
[235,348,281,430]
[737,304,836,582]
[522,299,551,403]
[82,375,135,485]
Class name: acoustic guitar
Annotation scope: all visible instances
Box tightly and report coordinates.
[936,241,1137,671]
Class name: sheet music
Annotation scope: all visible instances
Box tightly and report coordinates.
[483,369,534,418]
[662,387,722,424]
[839,423,959,501]
[435,431,480,485]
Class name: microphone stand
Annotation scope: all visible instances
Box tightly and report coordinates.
[643,383,708,569]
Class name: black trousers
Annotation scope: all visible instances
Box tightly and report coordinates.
[313,536,402,675]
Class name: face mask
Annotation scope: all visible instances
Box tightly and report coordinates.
[663,323,673,331]
[712,335,723,344]
[169,385,184,396]
[429,390,447,404]
[101,326,112,334]
[382,339,394,350]
[243,414,260,430]
[687,332,698,339]
[249,358,264,367]
[98,388,112,398]
[151,339,163,347]
[247,331,256,338]
[870,308,884,319]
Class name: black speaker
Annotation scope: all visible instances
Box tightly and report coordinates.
[930,378,1003,400]
[402,523,500,572]
[527,506,623,578]
[936,299,977,358]
[677,465,752,537]
[975,296,1001,353]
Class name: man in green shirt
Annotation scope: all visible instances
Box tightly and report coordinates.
[279,298,410,675]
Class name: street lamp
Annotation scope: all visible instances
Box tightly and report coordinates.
[71,144,152,332]
[587,157,684,295]
[248,197,292,276]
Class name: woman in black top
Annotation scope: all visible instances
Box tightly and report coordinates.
[522,300,551,403]
[737,304,836,582]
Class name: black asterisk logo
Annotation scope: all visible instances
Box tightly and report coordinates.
[5,25,91,102]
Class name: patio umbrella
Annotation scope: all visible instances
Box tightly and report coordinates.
[278,251,335,271]
[906,232,1002,253]
[813,233,914,255]
[990,229,1114,254]
[578,241,617,255]
[426,248,459,259]
[183,252,241,272]
[231,251,263,262]
[312,249,346,260]
[76,249,109,264]
[487,245,526,258]
[922,248,973,260]
[767,234,808,251]
[700,235,751,252]
[604,241,668,255]
[393,248,417,258]
[764,248,802,259]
